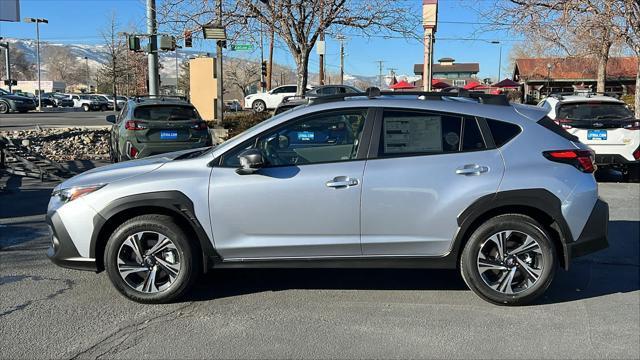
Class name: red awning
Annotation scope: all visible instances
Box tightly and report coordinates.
[463,81,482,90]
[389,80,416,90]
[431,79,449,89]
[493,78,520,88]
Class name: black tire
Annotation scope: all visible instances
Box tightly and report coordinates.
[82,104,90,112]
[0,101,10,114]
[252,100,266,113]
[101,104,107,111]
[108,137,118,163]
[104,214,200,303]
[623,163,640,183]
[460,214,556,306]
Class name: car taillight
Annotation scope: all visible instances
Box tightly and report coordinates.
[125,120,147,130]
[543,150,595,173]
[554,118,573,129]
[126,142,139,159]
[623,121,640,130]
[191,121,208,131]
[633,147,640,160]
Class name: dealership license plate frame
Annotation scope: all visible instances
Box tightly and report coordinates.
[587,129,607,140]
[160,130,179,140]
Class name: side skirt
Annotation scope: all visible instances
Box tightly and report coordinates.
[211,254,459,269]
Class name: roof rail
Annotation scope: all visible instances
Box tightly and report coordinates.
[133,95,188,102]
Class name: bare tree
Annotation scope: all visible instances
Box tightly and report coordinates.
[488,0,626,93]
[97,12,125,107]
[42,45,83,85]
[225,58,260,97]
[0,46,36,81]
[177,59,190,98]
[159,0,416,95]
[611,0,640,117]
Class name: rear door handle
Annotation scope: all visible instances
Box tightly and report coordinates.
[456,164,489,176]
[326,176,359,188]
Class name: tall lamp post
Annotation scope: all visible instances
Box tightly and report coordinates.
[546,62,552,96]
[491,40,502,82]
[23,17,48,111]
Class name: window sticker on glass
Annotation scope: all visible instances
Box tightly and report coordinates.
[297,131,315,141]
[384,116,442,153]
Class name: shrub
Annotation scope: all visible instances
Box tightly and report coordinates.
[220,112,272,138]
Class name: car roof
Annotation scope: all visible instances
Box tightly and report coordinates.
[545,94,624,104]
[128,98,193,107]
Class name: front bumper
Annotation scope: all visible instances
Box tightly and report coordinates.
[46,211,98,272]
[566,199,609,261]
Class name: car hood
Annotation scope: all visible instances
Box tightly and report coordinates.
[55,148,205,190]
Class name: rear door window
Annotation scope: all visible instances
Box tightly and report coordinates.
[377,110,471,156]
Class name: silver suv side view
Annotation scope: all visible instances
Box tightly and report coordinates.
[46,89,609,305]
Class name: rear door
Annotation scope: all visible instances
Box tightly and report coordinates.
[360,108,505,256]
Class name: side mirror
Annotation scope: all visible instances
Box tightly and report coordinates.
[236,149,264,175]
[106,114,116,124]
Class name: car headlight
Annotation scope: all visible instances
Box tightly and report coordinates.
[52,184,105,204]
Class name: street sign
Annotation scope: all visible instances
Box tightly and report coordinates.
[230,44,253,51]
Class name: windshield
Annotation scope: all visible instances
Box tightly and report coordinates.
[557,102,634,120]
[133,105,200,121]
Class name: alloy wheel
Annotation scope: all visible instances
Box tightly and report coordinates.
[476,230,544,294]
[253,101,265,113]
[116,231,181,293]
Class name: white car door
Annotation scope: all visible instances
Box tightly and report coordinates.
[267,85,297,108]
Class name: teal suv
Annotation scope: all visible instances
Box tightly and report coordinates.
[107,97,212,162]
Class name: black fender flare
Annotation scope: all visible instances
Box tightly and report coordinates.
[90,191,219,272]
[454,189,574,269]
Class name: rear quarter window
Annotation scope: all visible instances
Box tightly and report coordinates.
[486,119,522,147]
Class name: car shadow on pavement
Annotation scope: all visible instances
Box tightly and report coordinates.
[187,220,639,305]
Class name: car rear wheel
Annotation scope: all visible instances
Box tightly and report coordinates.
[460,214,556,306]
[82,104,90,112]
[252,100,266,113]
[104,215,199,303]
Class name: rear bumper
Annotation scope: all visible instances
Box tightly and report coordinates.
[46,211,98,272]
[566,199,609,262]
[595,154,638,165]
[12,102,37,111]
[134,140,211,158]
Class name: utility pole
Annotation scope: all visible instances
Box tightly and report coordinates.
[266,29,274,91]
[215,0,224,123]
[175,45,181,95]
[24,18,48,111]
[376,60,384,88]
[318,0,325,86]
[146,0,159,96]
[0,40,11,93]
[259,22,265,92]
[336,35,345,85]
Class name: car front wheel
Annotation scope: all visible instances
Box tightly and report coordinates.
[104,214,199,303]
[460,214,556,306]
[82,104,90,112]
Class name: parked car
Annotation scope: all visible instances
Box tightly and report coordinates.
[538,93,640,181]
[106,97,211,162]
[47,88,609,305]
[105,95,127,109]
[274,85,364,115]
[94,95,115,110]
[0,88,37,113]
[71,94,103,112]
[244,84,312,113]
[224,99,242,112]
[44,92,74,107]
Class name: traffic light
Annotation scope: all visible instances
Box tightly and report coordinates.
[128,35,141,51]
[261,61,267,77]
[184,30,192,48]
[159,35,176,51]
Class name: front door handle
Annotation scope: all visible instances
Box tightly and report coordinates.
[326,176,359,188]
[456,164,489,176]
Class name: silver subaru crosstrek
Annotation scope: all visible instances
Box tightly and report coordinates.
[47,89,609,305]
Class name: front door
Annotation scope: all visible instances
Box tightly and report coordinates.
[209,108,372,259]
[361,109,505,256]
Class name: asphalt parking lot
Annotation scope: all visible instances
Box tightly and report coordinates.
[0,110,116,131]
[0,173,638,359]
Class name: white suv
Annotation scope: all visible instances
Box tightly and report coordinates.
[538,93,640,181]
[244,85,310,112]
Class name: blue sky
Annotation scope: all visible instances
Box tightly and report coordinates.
[0,0,518,80]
